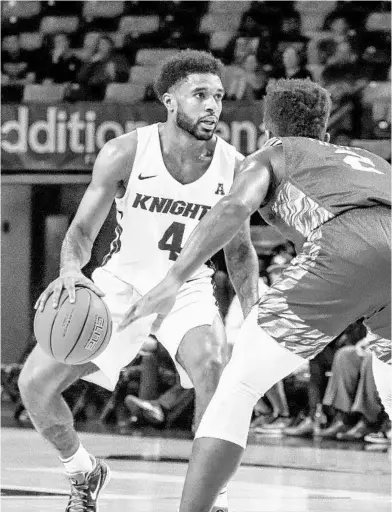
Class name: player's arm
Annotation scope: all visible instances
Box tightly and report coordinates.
[223,155,259,317]
[167,149,273,286]
[36,133,137,310]
[60,137,134,274]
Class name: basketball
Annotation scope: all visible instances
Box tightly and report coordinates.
[33,286,112,365]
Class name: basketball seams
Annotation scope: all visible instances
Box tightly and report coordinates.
[48,291,71,359]
[75,293,113,364]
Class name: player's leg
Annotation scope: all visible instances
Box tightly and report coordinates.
[179,308,305,512]
[176,315,227,429]
[18,344,97,461]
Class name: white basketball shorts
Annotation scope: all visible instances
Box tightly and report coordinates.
[82,267,219,390]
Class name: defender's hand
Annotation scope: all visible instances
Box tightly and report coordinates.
[34,271,104,311]
[118,277,181,333]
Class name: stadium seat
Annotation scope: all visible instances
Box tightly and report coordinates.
[209,31,235,52]
[200,14,241,33]
[135,49,178,67]
[129,65,156,85]
[83,1,124,20]
[105,83,146,103]
[362,82,391,104]
[40,16,79,34]
[366,12,391,32]
[118,15,160,35]
[108,32,125,49]
[23,84,67,103]
[296,1,336,32]
[1,0,41,19]
[19,32,43,51]
[208,1,251,15]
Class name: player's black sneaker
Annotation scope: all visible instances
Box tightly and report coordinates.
[65,458,110,511]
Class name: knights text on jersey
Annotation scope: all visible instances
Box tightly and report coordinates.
[102,124,240,293]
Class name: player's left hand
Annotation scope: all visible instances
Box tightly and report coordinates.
[117,275,181,333]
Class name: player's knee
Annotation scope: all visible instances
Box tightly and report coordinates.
[18,363,44,403]
[190,336,225,385]
[18,361,58,404]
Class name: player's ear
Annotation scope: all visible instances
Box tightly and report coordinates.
[162,92,176,113]
[324,132,331,142]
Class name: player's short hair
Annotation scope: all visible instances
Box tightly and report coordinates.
[154,49,224,101]
[263,79,332,139]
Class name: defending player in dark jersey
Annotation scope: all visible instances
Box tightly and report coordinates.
[122,79,391,512]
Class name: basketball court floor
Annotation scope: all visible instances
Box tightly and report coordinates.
[1,426,391,511]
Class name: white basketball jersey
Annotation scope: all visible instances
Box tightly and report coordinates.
[102,123,240,294]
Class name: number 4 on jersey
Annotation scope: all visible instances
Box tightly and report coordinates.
[158,222,185,261]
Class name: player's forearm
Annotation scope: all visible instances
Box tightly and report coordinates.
[60,227,92,275]
[225,245,259,318]
[167,196,252,285]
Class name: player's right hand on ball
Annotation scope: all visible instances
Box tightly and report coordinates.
[34,271,104,311]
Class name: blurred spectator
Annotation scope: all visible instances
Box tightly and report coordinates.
[308,39,338,82]
[318,337,387,440]
[283,320,367,438]
[68,34,129,101]
[279,11,308,45]
[124,339,194,430]
[241,54,270,100]
[321,38,367,116]
[125,380,194,429]
[1,34,36,85]
[73,32,101,63]
[223,14,276,68]
[323,1,390,34]
[245,1,296,38]
[364,421,391,445]
[36,33,81,84]
[326,16,355,44]
[270,45,313,82]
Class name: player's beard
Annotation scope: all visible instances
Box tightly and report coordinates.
[176,105,216,141]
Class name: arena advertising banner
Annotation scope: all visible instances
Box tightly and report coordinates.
[1,102,266,171]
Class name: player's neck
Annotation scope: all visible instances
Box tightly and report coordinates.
[159,122,213,162]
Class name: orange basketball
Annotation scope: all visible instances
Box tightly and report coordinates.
[34,286,112,365]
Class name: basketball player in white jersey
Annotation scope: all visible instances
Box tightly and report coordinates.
[18,50,259,512]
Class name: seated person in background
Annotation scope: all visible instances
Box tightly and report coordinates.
[240,54,270,100]
[1,33,36,85]
[279,11,309,46]
[308,39,338,83]
[269,45,313,82]
[124,375,194,429]
[284,320,367,437]
[36,33,81,84]
[318,333,388,440]
[123,338,189,429]
[324,15,356,44]
[69,34,129,101]
[222,13,276,68]
[73,32,100,63]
